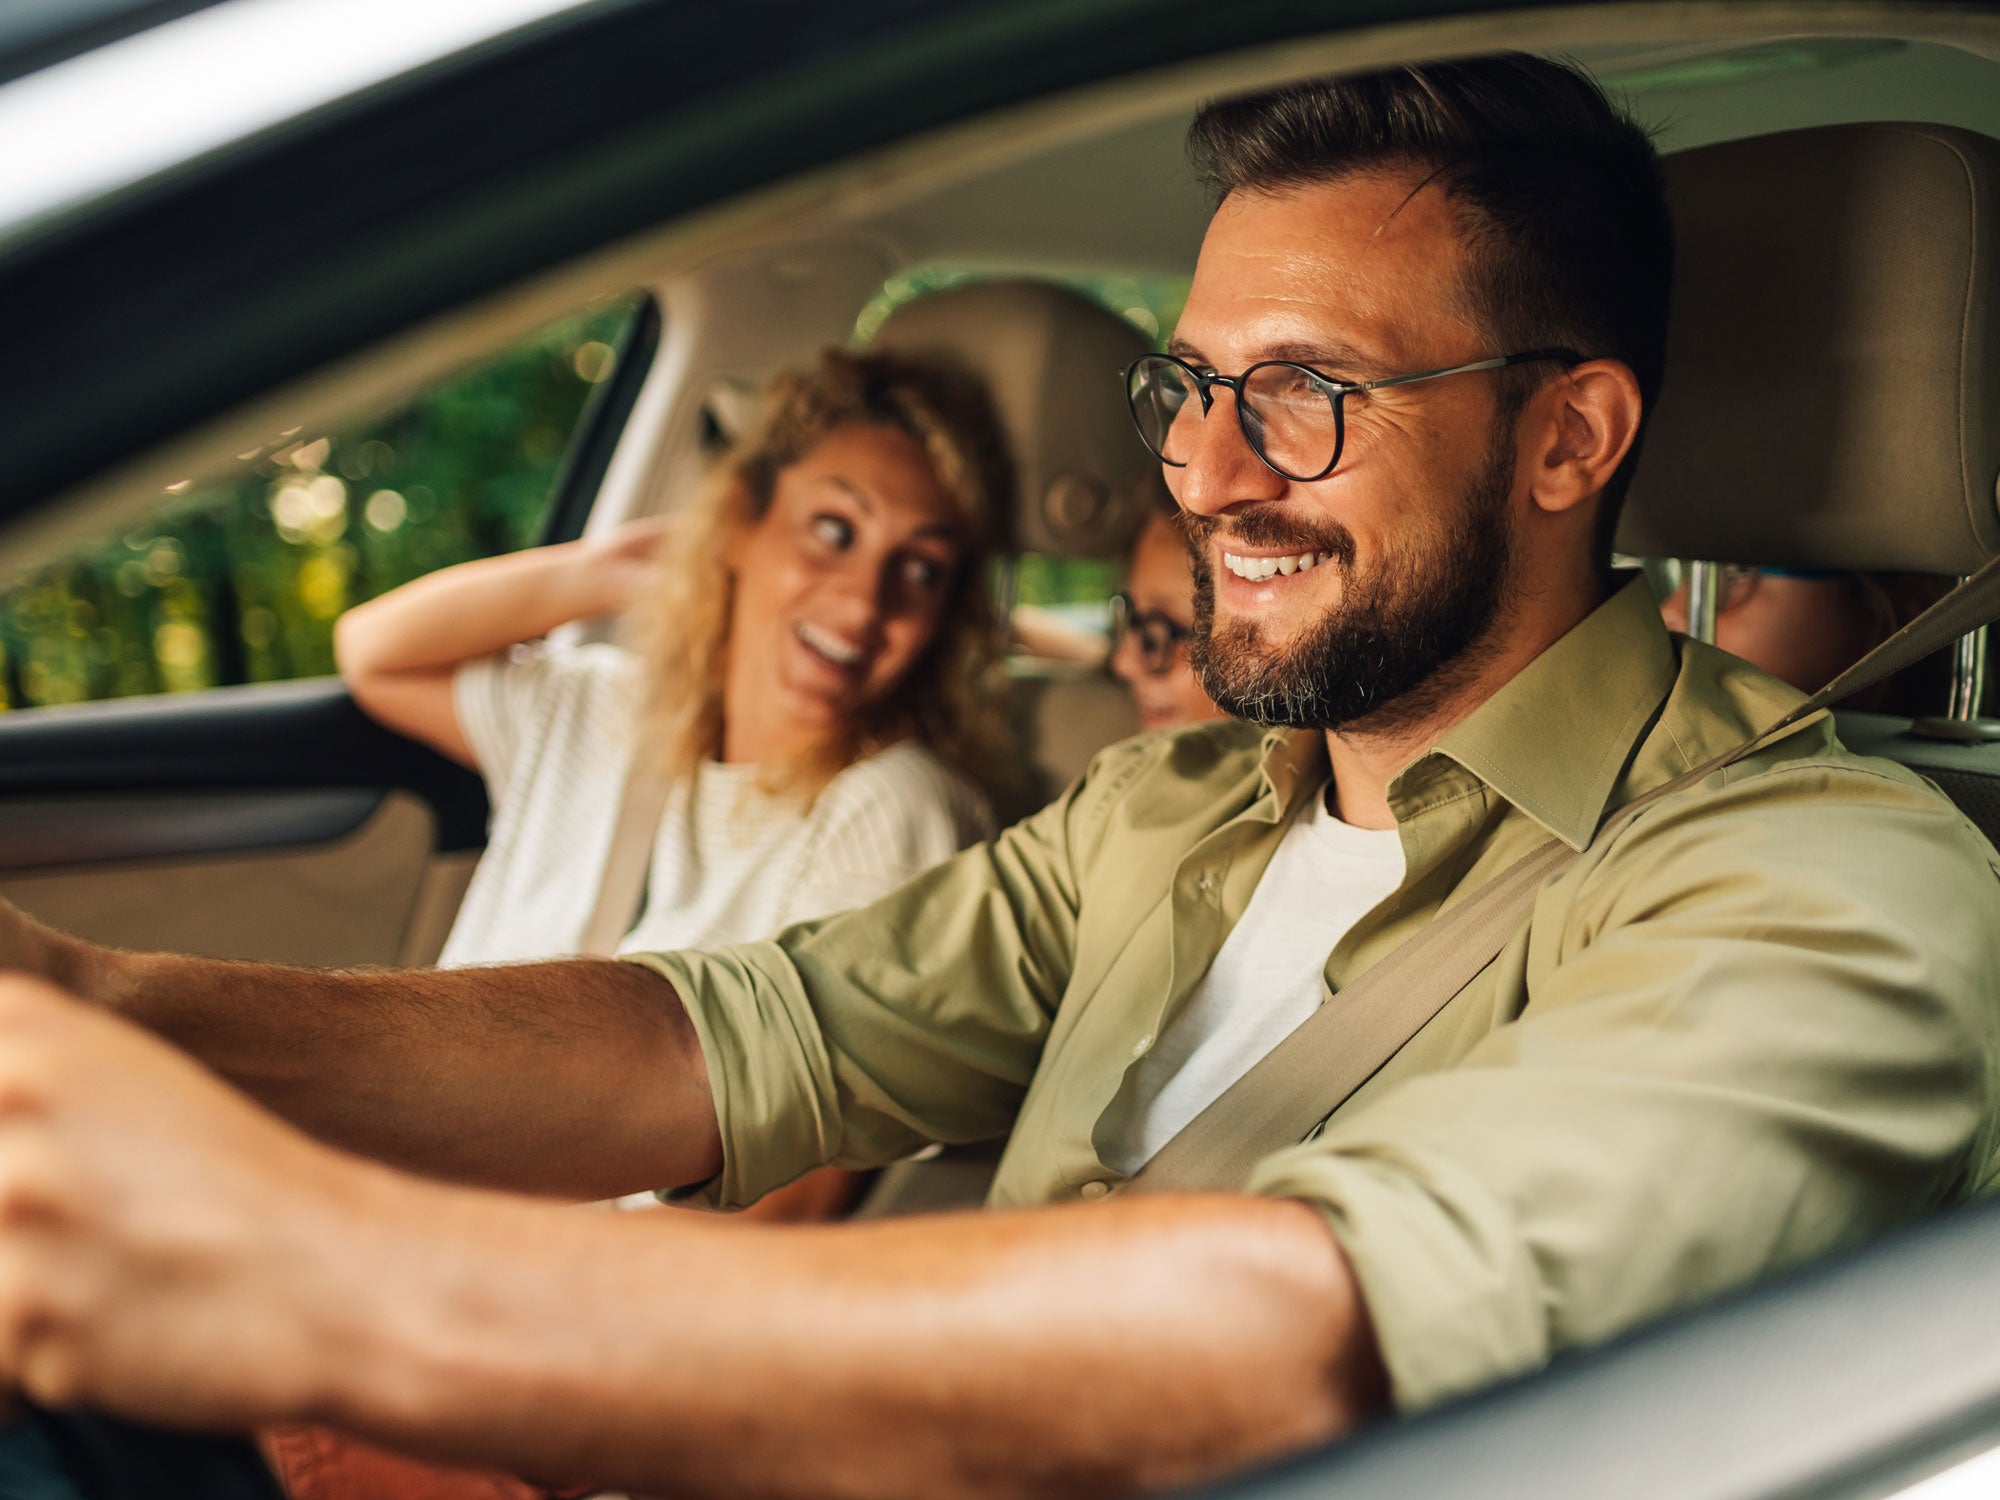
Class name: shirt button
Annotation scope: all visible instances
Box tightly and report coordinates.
[1080,1180,1112,1200]
[1197,873,1216,895]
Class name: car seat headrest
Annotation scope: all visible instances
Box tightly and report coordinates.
[871,280,1163,557]
[1617,122,2000,575]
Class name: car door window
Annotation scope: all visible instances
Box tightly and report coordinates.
[0,293,641,711]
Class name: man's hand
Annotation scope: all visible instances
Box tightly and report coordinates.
[0,971,1387,1496]
[0,973,374,1428]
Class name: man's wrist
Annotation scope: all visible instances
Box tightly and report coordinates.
[300,1167,548,1444]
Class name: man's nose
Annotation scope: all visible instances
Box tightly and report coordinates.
[1171,388,1287,518]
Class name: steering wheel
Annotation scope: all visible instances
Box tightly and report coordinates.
[0,1406,284,1500]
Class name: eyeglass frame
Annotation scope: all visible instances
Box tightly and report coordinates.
[1122,347,1583,483]
[1108,591,1192,677]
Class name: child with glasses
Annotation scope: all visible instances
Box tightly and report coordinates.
[1110,506,1227,732]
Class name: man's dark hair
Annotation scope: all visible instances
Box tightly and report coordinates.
[1187,53,1673,571]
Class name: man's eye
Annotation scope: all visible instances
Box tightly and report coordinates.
[811,514,854,550]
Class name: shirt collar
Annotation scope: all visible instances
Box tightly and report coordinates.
[1256,723,1327,820]
[1426,574,1678,850]
[1249,576,1678,849]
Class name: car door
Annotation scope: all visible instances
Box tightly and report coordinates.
[0,292,661,966]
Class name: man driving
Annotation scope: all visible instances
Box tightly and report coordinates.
[0,51,1995,1500]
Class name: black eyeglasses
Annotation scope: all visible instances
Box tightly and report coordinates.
[1123,348,1581,483]
[1110,591,1191,677]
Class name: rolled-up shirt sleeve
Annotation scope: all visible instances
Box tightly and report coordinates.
[1249,761,2000,1411]
[626,746,1131,1209]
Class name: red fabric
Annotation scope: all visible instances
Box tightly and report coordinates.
[260,1423,588,1500]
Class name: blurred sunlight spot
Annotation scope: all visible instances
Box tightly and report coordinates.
[271,483,315,543]
[154,620,204,670]
[364,489,408,532]
[297,553,351,620]
[145,539,184,582]
[164,479,193,494]
[292,437,332,471]
[572,341,615,382]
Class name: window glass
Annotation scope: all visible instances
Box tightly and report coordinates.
[854,267,1189,350]
[0,294,640,711]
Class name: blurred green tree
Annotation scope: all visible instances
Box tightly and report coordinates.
[0,297,636,712]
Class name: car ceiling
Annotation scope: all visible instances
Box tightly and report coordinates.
[4,2,2000,568]
[856,34,2000,278]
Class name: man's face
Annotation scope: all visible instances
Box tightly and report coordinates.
[1165,174,1524,733]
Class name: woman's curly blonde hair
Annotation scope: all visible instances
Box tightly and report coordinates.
[633,347,1017,805]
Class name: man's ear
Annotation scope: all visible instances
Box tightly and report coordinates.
[1527,359,1644,517]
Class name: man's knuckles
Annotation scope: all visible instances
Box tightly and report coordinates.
[0,1236,93,1398]
[0,1145,72,1232]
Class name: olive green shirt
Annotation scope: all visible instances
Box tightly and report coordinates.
[631,578,2000,1409]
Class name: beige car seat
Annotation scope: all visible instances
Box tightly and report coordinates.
[1619,122,2000,840]
[871,280,1164,814]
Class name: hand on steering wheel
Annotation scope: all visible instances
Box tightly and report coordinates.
[0,975,374,1434]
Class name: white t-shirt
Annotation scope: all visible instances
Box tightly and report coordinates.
[1101,784,1406,1176]
[438,642,993,968]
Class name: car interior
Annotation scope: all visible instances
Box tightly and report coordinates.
[8,19,2000,974]
[3,3,2000,1497]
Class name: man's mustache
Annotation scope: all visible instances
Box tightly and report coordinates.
[1179,507,1355,565]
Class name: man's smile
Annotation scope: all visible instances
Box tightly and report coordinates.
[1220,548,1337,581]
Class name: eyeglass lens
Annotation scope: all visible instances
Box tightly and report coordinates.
[1111,593,1189,676]
[1126,357,1341,482]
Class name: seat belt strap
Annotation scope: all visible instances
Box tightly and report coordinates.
[1126,551,2000,1195]
[575,762,672,958]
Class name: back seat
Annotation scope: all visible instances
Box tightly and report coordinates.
[1837,712,2000,849]
[871,280,1159,809]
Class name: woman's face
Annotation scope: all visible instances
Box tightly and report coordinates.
[726,422,965,736]
[1111,514,1227,732]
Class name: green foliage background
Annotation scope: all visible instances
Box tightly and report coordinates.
[0,299,636,711]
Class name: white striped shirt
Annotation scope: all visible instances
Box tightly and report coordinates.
[438,642,993,967]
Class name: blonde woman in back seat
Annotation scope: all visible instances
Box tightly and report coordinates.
[283,347,1014,1500]
[336,347,1013,1217]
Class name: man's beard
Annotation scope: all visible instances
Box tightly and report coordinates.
[1186,426,1518,735]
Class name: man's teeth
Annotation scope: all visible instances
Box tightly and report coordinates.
[797,621,864,665]
[1222,550,1335,581]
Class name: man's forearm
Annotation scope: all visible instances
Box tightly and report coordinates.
[43,930,719,1198]
[325,1186,1387,1500]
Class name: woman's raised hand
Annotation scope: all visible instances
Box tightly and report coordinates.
[337,514,671,768]
[577,515,670,618]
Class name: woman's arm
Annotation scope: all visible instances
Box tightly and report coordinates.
[335,518,666,767]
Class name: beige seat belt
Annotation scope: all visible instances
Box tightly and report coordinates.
[574,762,672,958]
[1127,553,2000,1195]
